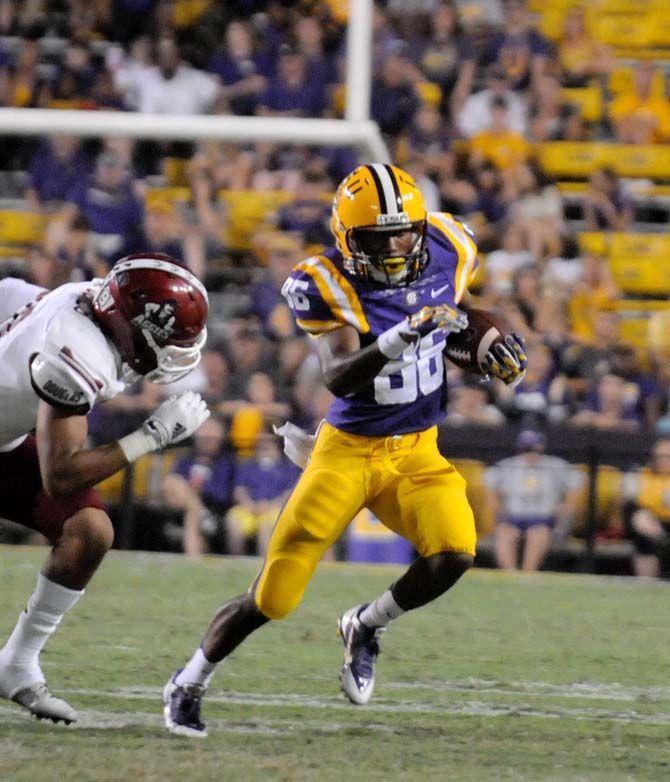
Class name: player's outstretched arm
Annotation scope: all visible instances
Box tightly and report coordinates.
[36,391,209,497]
[316,306,468,398]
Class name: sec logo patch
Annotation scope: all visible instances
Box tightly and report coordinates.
[405,290,418,306]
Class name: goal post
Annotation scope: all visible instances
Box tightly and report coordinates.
[0,0,389,163]
[0,109,390,162]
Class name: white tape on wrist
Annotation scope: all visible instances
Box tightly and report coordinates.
[118,428,159,463]
[377,321,412,359]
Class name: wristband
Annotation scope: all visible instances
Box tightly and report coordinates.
[117,427,159,463]
[377,321,413,359]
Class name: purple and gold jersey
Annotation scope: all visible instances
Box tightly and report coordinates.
[282,212,478,436]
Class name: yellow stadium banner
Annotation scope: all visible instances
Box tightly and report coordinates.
[537,143,670,178]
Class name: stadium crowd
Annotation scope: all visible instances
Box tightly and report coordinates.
[1,0,670,565]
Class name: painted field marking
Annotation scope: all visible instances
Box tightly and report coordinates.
[15,686,670,728]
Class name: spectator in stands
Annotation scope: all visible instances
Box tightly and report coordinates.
[609,61,670,144]
[248,232,301,339]
[483,221,533,297]
[189,141,254,236]
[58,35,98,99]
[258,45,326,117]
[558,6,613,88]
[208,20,273,116]
[116,35,221,115]
[52,150,144,266]
[583,168,634,232]
[293,14,338,89]
[437,150,479,217]
[140,200,205,278]
[163,416,235,557]
[534,295,573,358]
[276,170,331,246]
[0,34,40,108]
[107,36,153,111]
[512,264,542,329]
[415,2,476,112]
[470,161,508,228]
[457,64,527,138]
[497,340,569,423]
[26,136,90,211]
[610,344,662,429]
[562,309,620,400]
[568,255,620,343]
[511,161,564,260]
[222,316,278,398]
[570,373,640,432]
[528,75,570,142]
[485,429,583,571]
[226,431,299,555]
[407,103,451,176]
[370,50,421,138]
[560,104,591,142]
[220,371,291,426]
[447,377,506,426]
[622,438,670,578]
[54,214,101,282]
[469,95,530,171]
[482,0,550,91]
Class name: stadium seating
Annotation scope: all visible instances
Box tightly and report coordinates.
[0,210,46,245]
[218,189,293,251]
[536,143,670,179]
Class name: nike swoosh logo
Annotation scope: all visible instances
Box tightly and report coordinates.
[431,284,450,298]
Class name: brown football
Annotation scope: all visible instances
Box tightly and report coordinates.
[443,308,509,374]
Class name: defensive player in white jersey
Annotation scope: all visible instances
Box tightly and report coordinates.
[0,253,210,723]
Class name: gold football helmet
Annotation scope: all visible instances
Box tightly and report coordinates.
[331,164,428,286]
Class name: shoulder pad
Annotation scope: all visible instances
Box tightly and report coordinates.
[282,255,370,335]
[32,306,123,411]
[427,213,479,303]
[30,349,97,413]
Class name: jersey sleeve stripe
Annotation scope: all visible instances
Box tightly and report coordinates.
[295,318,343,334]
[58,348,103,395]
[301,256,370,334]
[429,213,478,303]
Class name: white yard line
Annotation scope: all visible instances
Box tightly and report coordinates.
[386,679,670,703]
[0,705,393,735]
[13,686,670,728]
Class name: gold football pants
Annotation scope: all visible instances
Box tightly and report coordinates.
[252,422,476,619]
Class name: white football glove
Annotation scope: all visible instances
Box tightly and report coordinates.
[378,305,469,359]
[118,391,210,463]
[273,421,315,468]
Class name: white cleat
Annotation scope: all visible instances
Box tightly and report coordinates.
[9,682,79,724]
[338,604,384,706]
[163,672,208,738]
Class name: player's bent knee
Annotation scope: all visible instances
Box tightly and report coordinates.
[254,558,312,620]
[63,508,114,555]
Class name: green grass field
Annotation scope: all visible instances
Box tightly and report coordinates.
[2,546,670,782]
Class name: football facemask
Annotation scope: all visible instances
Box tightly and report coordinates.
[347,223,427,286]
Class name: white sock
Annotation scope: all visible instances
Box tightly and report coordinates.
[175,647,217,688]
[359,589,405,629]
[0,573,83,696]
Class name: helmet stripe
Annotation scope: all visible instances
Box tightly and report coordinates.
[383,164,403,213]
[365,164,389,214]
[368,163,399,215]
[112,257,209,304]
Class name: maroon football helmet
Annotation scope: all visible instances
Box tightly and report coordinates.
[91,253,209,384]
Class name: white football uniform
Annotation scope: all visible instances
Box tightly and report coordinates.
[0,277,126,451]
